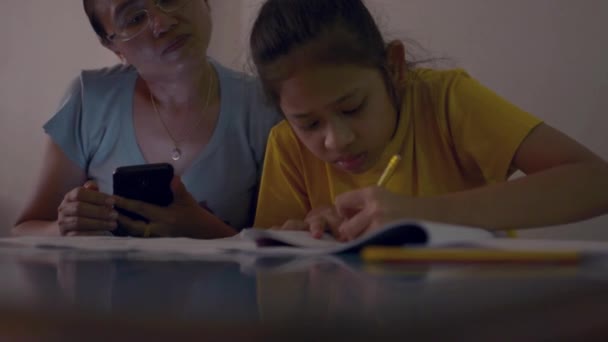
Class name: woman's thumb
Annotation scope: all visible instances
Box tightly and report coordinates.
[170,176,191,203]
[83,180,99,191]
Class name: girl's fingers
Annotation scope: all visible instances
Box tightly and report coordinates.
[338,208,373,241]
[280,219,309,231]
[307,217,326,239]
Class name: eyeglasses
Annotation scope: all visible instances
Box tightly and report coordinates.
[107,0,192,42]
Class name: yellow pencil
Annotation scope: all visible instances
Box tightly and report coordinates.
[361,247,580,264]
[377,154,401,187]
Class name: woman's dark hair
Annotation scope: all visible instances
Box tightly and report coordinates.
[250,0,409,107]
[83,0,109,43]
[83,0,210,45]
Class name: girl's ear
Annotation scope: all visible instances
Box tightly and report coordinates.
[386,40,406,85]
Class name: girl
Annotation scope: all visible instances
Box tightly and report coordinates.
[250,0,608,241]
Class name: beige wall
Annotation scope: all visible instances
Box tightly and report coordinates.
[1,1,117,235]
[1,0,606,238]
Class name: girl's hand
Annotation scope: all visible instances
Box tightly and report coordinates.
[113,177,211,237]
[335,187,421,241]
[57,181,118,236]
[305,206,345,240]
[273,206,346,240]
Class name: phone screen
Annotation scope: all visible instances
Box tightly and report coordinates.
[112,163,174,236]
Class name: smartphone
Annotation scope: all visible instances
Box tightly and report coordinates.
[112,163,174,236]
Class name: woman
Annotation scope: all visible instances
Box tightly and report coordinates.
[13,0,280,238]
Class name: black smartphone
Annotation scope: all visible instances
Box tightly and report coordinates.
[112,163,174,236]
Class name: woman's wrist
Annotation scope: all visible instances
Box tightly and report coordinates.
[187,207,238,239]
[12,220,62,237]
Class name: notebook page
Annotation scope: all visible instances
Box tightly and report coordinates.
[0,235,254,255]
[423,222,494,246]
[241,229,340,248]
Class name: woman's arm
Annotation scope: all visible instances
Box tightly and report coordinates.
[13,138,114,236]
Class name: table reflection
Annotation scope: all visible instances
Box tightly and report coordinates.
[12,250,259,321]
[2,246,608,340]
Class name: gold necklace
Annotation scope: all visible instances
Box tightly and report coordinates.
[150,68,214,161]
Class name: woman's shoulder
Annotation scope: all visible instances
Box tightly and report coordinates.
[211,60,282,163]
[59,64,137,106]
[55,64,135,110]
[78,64,138,90]
[211,60,274,106]
[60,64,135,97]
[76,65,137,115]
[81,63,136,77]
[212,59,281,123]
[212,60,257,88]
[54,64,136,130]
[45,65,136,168]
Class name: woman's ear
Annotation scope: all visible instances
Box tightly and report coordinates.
[386,40,406,85]
[101,39,127,64]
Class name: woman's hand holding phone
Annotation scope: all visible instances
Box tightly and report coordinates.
[57,180,118,236]
[113,177,211,238]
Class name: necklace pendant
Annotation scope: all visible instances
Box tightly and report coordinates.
[171,147,182,161]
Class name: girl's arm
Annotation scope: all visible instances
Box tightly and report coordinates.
[432,123,607,229]
[336,124,608,237]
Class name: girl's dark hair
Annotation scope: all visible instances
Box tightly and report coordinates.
[83,0,109,43]
[250,0,408,107]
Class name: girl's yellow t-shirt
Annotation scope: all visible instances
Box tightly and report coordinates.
[254,69,542,228]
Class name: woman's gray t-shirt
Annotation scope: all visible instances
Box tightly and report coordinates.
[44,61,281,230]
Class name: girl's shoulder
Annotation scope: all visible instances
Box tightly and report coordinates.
[404,68,480,104]
[407,68,471,87]
[268,120,307,154]
[268,120,324,163]
[269,120,296,142]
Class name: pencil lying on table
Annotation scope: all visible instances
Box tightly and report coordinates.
[361,247,581,264]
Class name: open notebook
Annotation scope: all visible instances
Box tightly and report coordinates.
[0,220,493,257]
[238,220,494,255]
